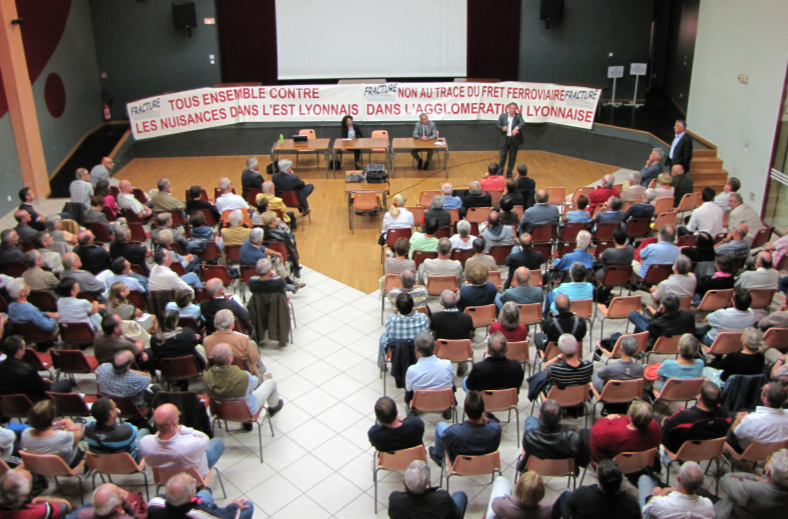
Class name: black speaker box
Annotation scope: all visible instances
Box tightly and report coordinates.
[172,0,197,31]
[540,0,564,23]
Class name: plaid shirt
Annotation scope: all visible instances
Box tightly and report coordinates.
[379,311,430,359]
[715,239,751,259]
[70,179,93,209]
[151,226,188,248]
[96,363,150,406]
[118,192,145,214]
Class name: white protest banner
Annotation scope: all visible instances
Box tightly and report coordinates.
[127,81,601,140]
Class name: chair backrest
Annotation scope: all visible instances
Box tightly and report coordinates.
[23,348,50,371]
[750,226,774,249]
[486,190,504,206]
[278,190,302,209]
[599,379,645,403]
[464,305,496,328]
[20,451,79,477]
[426,275,459,296]
[531,242,552,263]
[613,448,657,475]
[385,228,412,247]
[545,187,565,205]
[406,206,425,226]
[524,455,575,478]
[0,394,34,418]
[418,190,442,208]
[411,388,455,412]
[383,274,404,293]
[488,270,502,290]
[0,262,27,277]
[505,340,529,363]
[555,241,575,259]
[673,437,727,463]
[50,349,93,373]
[86,222,113,242]
[511,205,524,219]
[243,188,262,205]
[697,289,734,312]
[593,241,613,259]
[606,331,649,359]
[572,186,594,203]
[517,303,542,326]
[652,335,681,355]
[530,224,557,243]
[677,234,698,247]
[653,211,678,229]
[201,265,232,286]
[152,466,207,487]
[377,445,428,471]
[262,241,288,260]
[224,245,242,263]
[605,296,642,319]
[450,248,474,266]
[600,265,634,287]
[748,288,776,309]
[299,129,316,139]
[480,388,518,412]
[658,378,705,401]
[625,218,651,238]
[676,193,697,212]
[12,321,56,343]
[28,290,57,313]
[412,250,438,269]
[45,392,91,417]
[594,222,619,241]
[764,328,788,350]
[737,440,788,463]
[433,226,451,239]
[450,451,501,476]
[545,383,589,407]
[467,207,491,224]
[642,264,673,285]
[559,222,587,242]
[98,393,147,419]
[160,355,203,380]
[209,398,254,423]
[570,299,593,319]
[86,452,142,475]
[709,332,743,356]
[178,316,201,334]
[652,197,674,215]
[435,339,473,363]
[60,321,96,345]
[489,245,514,265]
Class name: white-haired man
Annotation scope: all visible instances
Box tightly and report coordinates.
[639,461,713,518]
[117,179,153,219]
[620,171,645,203]
[149,249,200,291]
[70,168,93,210]
[151,178,186,214]
[203,309,265,379]
[62,252,106,294]
[73,482,139,519]
[389,460,467,518]
[241,157,264,190]
[588,174,620,215]
[220,209,251,247]
[714,447,788,518]
[155,229,200,274]
[640,148,665,187]
[273,159,314,214]
[0,468,72,519]
[214,177,248,214]
[147,472,253,519]
[440,182,462,209]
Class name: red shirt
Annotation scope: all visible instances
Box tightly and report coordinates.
[489,321,528,342]
[1,502,66,519]
[480,176,506,192]
[589,415,661,461]
[587,186,620,215]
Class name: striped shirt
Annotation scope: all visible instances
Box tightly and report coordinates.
[388,286,428,308]
[117,192,145,215]
[84,421,141,460]
[546,359,593,389]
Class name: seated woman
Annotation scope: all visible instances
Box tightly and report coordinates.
[565,195,591,223]
[165,289,203,326]
[150,310,206,389]
[188,210,223,251]
[95,179,117,219]
[108,281,157,332]
[653,334,704,393]
[21,400,85,468]
[588,399,660,462]
[55,276,104,331]
[487,471,551,519]
[694,255,735,303]
[449,220,476,251]
[498,196,521,227]
[379,194,414,246]
[339,115,363,169]
[708,327,765,382]
[261,210,301,278]
[458,262,498,312]
[653,172,675,201]
[489,302,527,342]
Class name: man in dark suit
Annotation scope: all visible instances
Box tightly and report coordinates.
[665,119,693,173]
[199,278,252,334]
[109,225,150,276]
[74,230,111,274]
[460,181,492,218]
[622,189,657,221]
[430,290,474,340]
[515,164,536,208]
[411,113,438,170]
[241,157,264,190]
[273,159,314,214]
[671,164,695,208]
[504,234,543,289]
[496,103,526,178]
[628,293,695,349]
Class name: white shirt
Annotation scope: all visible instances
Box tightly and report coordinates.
[215,192,248,214]
[0,427,14,461]
[669,132,685,159]
[734,406,788,450]
[507,115,514,136]
[642,491,715,519]
[405,355,454,392]
[382,208,414,232]
[149,264,194,294]
[417,258,462,285]
[140,426,211,477]
[449,234,476,250]
[734,267,781,290]
[728,203,766,242]
[687,202,725,236]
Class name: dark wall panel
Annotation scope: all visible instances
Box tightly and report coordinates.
[467,0,521,81]
[216,0,277,85]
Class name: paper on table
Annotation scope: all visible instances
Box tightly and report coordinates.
[342,138,353,141]
[435,141,446,145]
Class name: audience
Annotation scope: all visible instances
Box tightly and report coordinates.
[117,180,152,220]
[149,249,200,292]
[504,233,543,289]
[0,335,73,400]
[487,471,552,519]
[464,332,525,392]
[621,188,657,221]
[388,460,467,519]
[541,334,593,393]
[21,400,85,468]
[32,232,64,273]
[519,189,559,234]
[6,278,59,335]
[387,269,427,308]
[430,290,474,340]
[679,187,725,237]
[461,181,492,218]
[258,180,296,230]
[22,250,58,295]
[661,381,730,455]
[404,332,453,405]
[639,148,664,187]
[736,251,780,290]
[221,209,251,247]
[535,293,587,353]
[728,192,766,242]
[56,276,104,331]
[565,195,590,223]
[589,399,660,461]
[428,390,502,467]
[727,382,788,453]
[457,262,498,312]
[0,229,24,263]
[520,399,587,472]
[587,174,620,215]
[498,194,521,226]
[107,257,148,294]
[70,168,94,210]
[552,459,640,519]
[715,223,751,259]
[423,195,451,228]
[654,172,675,201]
[480,162,505,191]
[545,262,593,318]
[636,225,680,280]
[629,293,696,350]
[84,396,150,462]
[715,177,740,213]
[449,219,476,250]
[379,293,430,368]
[367,396,425,452]
[696,288,755,348]
[0,468,73,518]
[409,218,440,257]
[203,310,264,378]
[97,350,154,407]
[714,447,788,519]
[186,185,221,222]
[647,254,696,306]
[619,172,645,203]
[272,160,314,215]
[439,183,462,210]
[381,194,414,238]
[592,335,644,395]
[149,310,207,385]
[214,177,248,215]
[639,461,713,519]
[498,267,542,308]
[481,210,516,252]
[670,164,694,207]
[653,334,704,393]
[148,473,253,519]
[695,255,736,301]
[465,237,497,272]
[109,226,150,276]
[593,228,634,281]
[384,237,416,276]
[488,303,527,342]
[417,238,462,285]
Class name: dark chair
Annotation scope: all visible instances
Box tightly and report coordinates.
[530,224,557,244]
[86,222,113,243]
[243,188,263,205]
[641,263,673,286]
[28,290,57,313]
[178,316,203,334]
[126,289,147,311]
[100,206,116,222]
[197,241,221,264]
[224,245,242,264]
[489,245,514,265]
[23,348,53,378]
[60,321,96,349]
[97,392,151,420]
[46,392,96,418]
[381,228,413,263]
[12,321,59,347]
[160,356,204,390]
[0,394,34,421]
[625,218,651,242]
[450,248,474,267]
[50,349,99,383]
[0,262,27,277]
[559,222,587,242]
[594,222,620,242]
[413,250,438,269]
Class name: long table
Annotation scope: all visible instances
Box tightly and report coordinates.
[390,138,449,178]
[271,138,331,179]
[332,138,390,179]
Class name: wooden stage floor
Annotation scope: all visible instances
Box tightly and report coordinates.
[118,150,618,293]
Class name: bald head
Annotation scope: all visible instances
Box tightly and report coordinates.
[119,179,132,192]
[153,403,180,432]
[262,181,275,194]
[441,183,453,196]
[13,210,29,224]
[0,469,32,509]
[733,223,748,240]
[469,181,481,194]
[757,251,773,269]
[206,278,224,296]
[671,164,685,176]
[212,343,232,366]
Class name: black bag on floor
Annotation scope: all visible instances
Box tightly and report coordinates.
[266,162,279,175]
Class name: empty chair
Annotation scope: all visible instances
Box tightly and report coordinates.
[209,399,274,463]
[764,328,788,351]
[45,392,96,418]
[410,388,456,422]
[545,187,565,205]
[0,394,34,421]
[20,451,88,504]
[50,349,99,383]
[595,296,642,338]
[59,321,96,349]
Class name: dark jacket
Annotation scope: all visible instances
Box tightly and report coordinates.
[0,245,24,264]
[661,404,731,453]
[520,425,589,472]
[622,203,655,221]
[504,249,543,289]
[272,172,306,193]
[150,328,206,370]
[497,112,526,146]
[110,241,149,275]
[430,310,474,341]
[340,123,363,139]
[462,192,492,210]
[74,244,111,275]
[465,356,524,391]
[0,357,51,401]
[721,373,769,415]
[665,133,693,172]
[200,298,252,334]
[388,487,460,519]
[423,209,451,228]
[262,227,300,272]
[671,174,695,207]
[389,338,417,390]
[147,494,240,519]
[186,199,221,222]
[152,390,212,437]
[241,169,263,190]
[247,292,290,346]
[646,309,696,347]
[696,275,735,298]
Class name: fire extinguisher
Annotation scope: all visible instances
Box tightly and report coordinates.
[101,90,113,122]
[103,103,111,122]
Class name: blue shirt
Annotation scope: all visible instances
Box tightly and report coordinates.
[656,359,704,391]
[405,355,454,392]
[165,302,203,324]
[566,211,590,223]
[550,281,594,313]
[106,274,145,293]
[440,420,502,462]
[640,162,663,187]
[8,301,57,332]
[552,249,594,273]
[239,239,267,266]
[441,196,463,210]
[639,241,681,277]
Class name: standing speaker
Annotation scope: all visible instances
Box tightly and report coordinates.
[540,0,564,25]
[172,0,197,31]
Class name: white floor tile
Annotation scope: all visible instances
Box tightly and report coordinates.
[269,493,331,519]
[306,472,367,515]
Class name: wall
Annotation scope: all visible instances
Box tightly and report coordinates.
[0,117,25,217]
[518,0,654,100]
[687,0,788,214]
[651,0,699,113]
[90,0,222,120]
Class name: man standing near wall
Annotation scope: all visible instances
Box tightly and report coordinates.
[496,103,525,179]
[665,119,693,173]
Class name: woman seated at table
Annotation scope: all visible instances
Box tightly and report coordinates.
[56,276,105,331]
[339,115,363,169]
[21,400,85,468]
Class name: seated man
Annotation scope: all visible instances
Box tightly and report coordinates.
[89,157,114,186]
[74,230,111,274]
[13,210,36,243]
[388,269,428,309]
[541,334,593,392]
[629,293,696,350]
[44,214,78,247]
[404,332,453,404]
[519,399,588,472]
[670,164,694,207]
[422,195,451,228]
[0,228,24,263]
[257,181,296,230]
[186,185,221,223]
[480,162,505,192]
[203,309,265,379]
[84,396,150,462]
[151,178,186,214]
[714,448,788,519]
[155,229,199,274]
[464,237,497,273]
[594,228,635,280]
[204,343,283,417]
[149,249,200,291]
[497,267,543,309]
[0,335,73,401]
[647,254,696,307]
[417,237,462,285]
[636,225,680,280]
[140,403,225,478]
[696,288,755,347]
[84,196,121,236]
[464,332,525,392]
[550,230,594,274]
[221,211,251,251]
[481,211,516,252]
[428,390,502,467]
[21,249,58,295]
[661,380,730,455]
[439,182,462,210]
[622,188,657,221]
[592,335,644,394]
[199,278,251,334]
[544,262,594,319]
[0,468,72,519]
[151,213,188,251]
[367,396,425,452]
[96,350,153,407]
[409,218,439,257]
[62,252,106,295]
[214,177,248,215]
[148,472,253,519]
[535,293,587,352]
[592,196,625,228]
[388,460,467,519]
[519,189,560,235]
[553,460,640,519]
[639,148,664,187]
[679,187,725,237]
[639,461,713,518]
[241,157,263,190]
[504,233,543,288]
[736,251,780,290]
[6,279,59,336]
[587,174,620,215]
[728,192,766,242]
[32,232,63,273]
[94,314,150,369]
[379,294,430,367]
[727,382,788,453]
[247,257,296,310]
[70,167,93,209]
[109,225,150,276]
[715,223,751,260]
[430,289,474,340]
[106,257,148,294]
[273,159,314,214]
[117,180,152,220]
[619,171,645,203]
[460,181,492,218]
